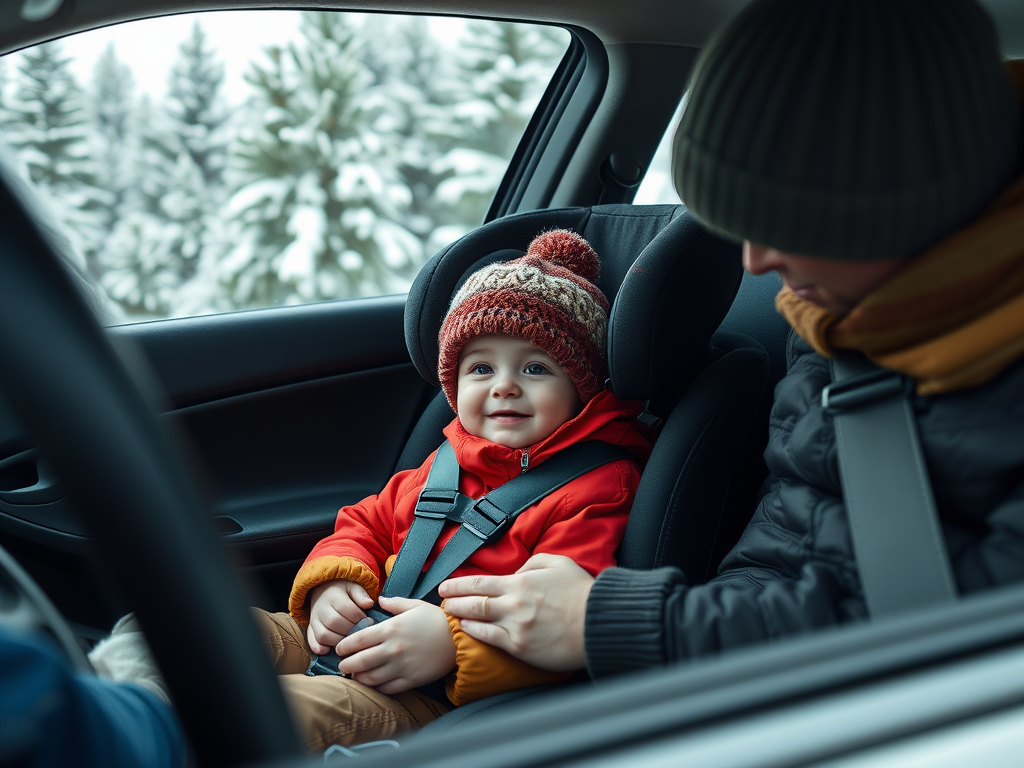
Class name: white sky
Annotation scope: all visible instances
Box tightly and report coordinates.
[46,10,468,103]
[58,10,301,102]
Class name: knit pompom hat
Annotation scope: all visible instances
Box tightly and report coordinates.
[673,0,1022,260]
[437,229,610,409]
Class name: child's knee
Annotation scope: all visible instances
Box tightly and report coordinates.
[252,608,311,671]
[278,674,424,753]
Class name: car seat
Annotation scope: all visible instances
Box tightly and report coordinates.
[393,203,775,734]
[393,204,774,729]
[397,204,791,738]
[400,202,773,613]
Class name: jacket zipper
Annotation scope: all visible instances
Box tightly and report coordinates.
[520,450,529,474]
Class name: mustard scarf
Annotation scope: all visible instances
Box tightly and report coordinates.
[777,60,1024,396]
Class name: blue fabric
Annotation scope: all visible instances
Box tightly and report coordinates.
[0,626,185,768]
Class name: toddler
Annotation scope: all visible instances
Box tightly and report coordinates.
[256,229,652,751]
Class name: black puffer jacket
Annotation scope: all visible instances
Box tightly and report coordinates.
[585,332,1024,677]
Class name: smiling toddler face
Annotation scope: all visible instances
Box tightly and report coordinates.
[456,335,582,449]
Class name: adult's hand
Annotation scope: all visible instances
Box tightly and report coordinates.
[439,553,594,671]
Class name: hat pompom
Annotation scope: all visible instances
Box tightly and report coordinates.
[525,229,600,283]
[437,228,610,410]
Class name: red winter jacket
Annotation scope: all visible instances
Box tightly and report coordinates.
[289,389,651,705]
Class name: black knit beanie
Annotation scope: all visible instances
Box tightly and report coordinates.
[673,0,1023,260]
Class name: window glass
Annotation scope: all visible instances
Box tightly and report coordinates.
[0,11,570,323]
[634,97,685,206]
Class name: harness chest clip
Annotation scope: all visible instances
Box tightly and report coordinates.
[413,488,459,519]
[462,497,509,540]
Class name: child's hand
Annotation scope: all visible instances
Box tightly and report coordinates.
[306,580,375,655]
[336,597,456,695]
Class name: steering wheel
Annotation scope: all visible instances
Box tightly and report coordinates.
[0,155,302,764]
[0,541,93,672]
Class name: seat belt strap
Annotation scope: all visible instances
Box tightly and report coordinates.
[411,440,633,601]
[309,441,633,678]
[381,440,632,604]
[381,440,460,600]
[823,352,957,618]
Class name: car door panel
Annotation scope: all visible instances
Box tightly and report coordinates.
[0,294,438,627]
[171,361,431,601]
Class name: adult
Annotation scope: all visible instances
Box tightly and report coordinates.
[441,0,1024,677]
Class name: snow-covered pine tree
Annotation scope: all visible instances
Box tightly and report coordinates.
[167,21,230,190]
[434,21,567,227]
[90,43,136,245]
[0,57,8,114]
[100,93,180,318]
[364,16,459,256]
[100,210,182,316]
[102,21,233,318]
[0,57,12,137]
[5,41,108,276]
[225,11,421,308]
[152,20,231,286]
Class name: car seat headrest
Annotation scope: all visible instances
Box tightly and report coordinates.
[405,205,742,401]
[608,213,742,400]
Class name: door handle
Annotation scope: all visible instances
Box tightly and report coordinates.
[0,449,64,505]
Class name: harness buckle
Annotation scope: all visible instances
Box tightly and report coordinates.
[822,369,911,415]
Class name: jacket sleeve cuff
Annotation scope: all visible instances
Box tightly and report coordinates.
[288,556,380,627]
[443,611,570,707]
[584,566,686,679]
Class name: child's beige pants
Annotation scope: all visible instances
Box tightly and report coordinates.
[254,610,449,753]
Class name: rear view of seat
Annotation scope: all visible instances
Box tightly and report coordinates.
[401,202,772,592]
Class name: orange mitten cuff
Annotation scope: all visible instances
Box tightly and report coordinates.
[288,556,380,627]
[443,611,571,707]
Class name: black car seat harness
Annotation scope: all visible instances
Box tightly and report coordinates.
[823,351,957,619]
[306,438,632,677]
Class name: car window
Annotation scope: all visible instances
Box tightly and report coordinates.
[0,11,569,323]
[634,96,685,206]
